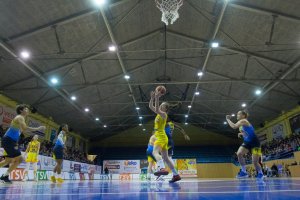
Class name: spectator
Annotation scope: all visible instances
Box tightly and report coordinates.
[285,164,291,177]
[262,164,268,175]
[104,167,110,178]
[291,161,297,166]
[271,163,279,177]
[0,125,4,139]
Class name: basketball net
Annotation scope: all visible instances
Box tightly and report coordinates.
[155,0,183,25]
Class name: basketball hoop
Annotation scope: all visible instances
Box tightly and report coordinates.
[155,0,183,25]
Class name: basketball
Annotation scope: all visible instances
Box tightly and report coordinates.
[156,86,166,95]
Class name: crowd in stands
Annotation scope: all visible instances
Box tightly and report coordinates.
[232,133,300,178]
[232,133,300,164]
[0,125,93,164]
[262,133,300,157]
[246,162,294,178]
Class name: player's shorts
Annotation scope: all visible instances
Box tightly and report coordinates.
[26,152,38,163]
[2,136,21,158]
[147,156,155,163]
[154,131,168,151]
[241,139,262,156]
[53,146,64,160]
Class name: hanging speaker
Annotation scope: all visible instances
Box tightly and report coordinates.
[259,123,265,128]
[30,106,37,113]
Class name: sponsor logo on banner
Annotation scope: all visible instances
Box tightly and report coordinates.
[106,161,119,164]
[81,163,89,173]
[74,164,81,172]
[2,111,15,125]
[179,170,197,175]
[106,165,120,169]
[68,161,74,171]
[0,104,16,128]
[41,156,56,171]
[124,160,137,166]
[103,160,140,174]
[119,174,131,181]
[95,166,102,174]
[272,123,285,139]
[103,160,122,174]
[177,159,197,177]
[26,117,46,138]
[2,153,101,179]
[123,160,140,174]
[37,170,48,180]
[10,168,25,181]
[289,114,300,134]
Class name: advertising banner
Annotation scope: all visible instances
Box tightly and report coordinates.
[74,163,81,173]
[0,104,16,128]
[10,168,25,181]
[0,148,100,176]
[177,159,197,177]
[290,114,300,134]
[123,160,140,174]
[69,171,76,180]
[103,160,140,174]
[272,123,285,139]
[103,160,122,174]
[257,129,268,144]
[36,170,48,181]
[39,155,56,171]
[119,173,132,181]
[50,129,57,142]
[26,117,46,138]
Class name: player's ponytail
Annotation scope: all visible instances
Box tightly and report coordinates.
[240,110,249,118]
[162,102,181,113]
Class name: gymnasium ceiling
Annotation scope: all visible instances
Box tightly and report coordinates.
[0,0,300,140]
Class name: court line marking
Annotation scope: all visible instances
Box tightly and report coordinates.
[1,190,300,196]
[45,183,300,189]
[2,182,300,189]
[5,178,300,185]
[2,184,299,189]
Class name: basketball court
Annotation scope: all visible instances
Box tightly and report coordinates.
[0,0,300,199]
[0,179,300,199]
